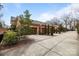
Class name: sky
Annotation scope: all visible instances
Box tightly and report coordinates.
[1,3,78,26]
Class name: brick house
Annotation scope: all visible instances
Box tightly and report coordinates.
[10,16,58,35]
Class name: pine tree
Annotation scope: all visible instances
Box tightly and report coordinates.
[24,10,32,26]
[0,4,3,28]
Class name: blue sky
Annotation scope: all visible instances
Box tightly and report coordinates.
[2,3,71,25]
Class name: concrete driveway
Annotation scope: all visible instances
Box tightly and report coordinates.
[0,31,79,56]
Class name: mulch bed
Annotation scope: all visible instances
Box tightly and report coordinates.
[0,38,35,51]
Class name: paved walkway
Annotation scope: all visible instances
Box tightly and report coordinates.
[0,31,79,56]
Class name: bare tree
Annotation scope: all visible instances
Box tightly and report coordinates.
[51,17,61,25]
[68,18,73,30]
[61,15,70,29]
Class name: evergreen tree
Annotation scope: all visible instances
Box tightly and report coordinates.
[23,10,32,26]
[17,10,33,35]
[0,4,3,20]
[0,4,3,28]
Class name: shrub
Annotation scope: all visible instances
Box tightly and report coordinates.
[58,24,63,33]
[16,26,33,36]
[10,24,16,31]
[1,30,18,45]
[76,23,79,34]
[77,27,79,34]
[62,28,68,32]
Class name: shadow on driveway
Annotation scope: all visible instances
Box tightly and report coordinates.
[0,36,35,56]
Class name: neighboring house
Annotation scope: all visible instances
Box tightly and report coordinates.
[10,16,59,35]
[11,16,21,28]
[0,28,7,34]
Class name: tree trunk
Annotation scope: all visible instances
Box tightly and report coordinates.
[44,24,47,35]
[47,25,49,35]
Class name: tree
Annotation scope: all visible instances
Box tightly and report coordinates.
[51,17,61,25]
[19,10,32,26]
[0,22,2,27]
[0,4,3,20]
[68,18,73,30]
[61,15,70,29]
[23,10,32,26]
[58,24,64,33]
[50,26,54,36]
[11,24,16,31]
[44,24,47,35]
[24,10,31,19]
[75,20,79,34]
[19,15,25,25]
[0,4,3,28]
[47,24,50,35]
[0,4,3,10]
[17,10,33,35]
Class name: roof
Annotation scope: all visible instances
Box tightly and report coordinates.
[32,20,53,26]
[0,28,7,33]
[10,16,54,26]
[32,20,46,25]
